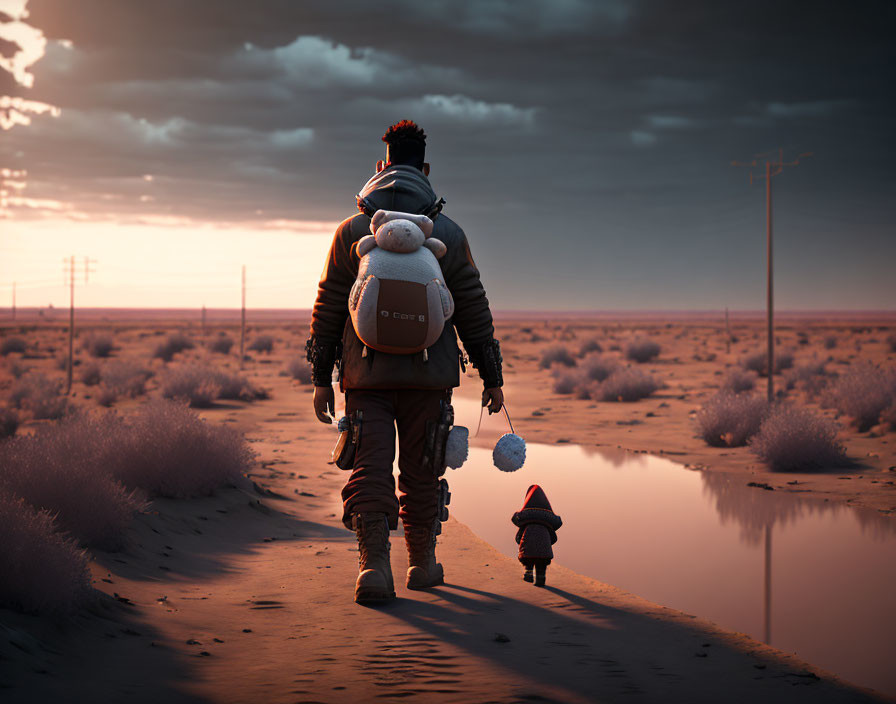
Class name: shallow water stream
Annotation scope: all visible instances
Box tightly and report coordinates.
[445,397,896,697]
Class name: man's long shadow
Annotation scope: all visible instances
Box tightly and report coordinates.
[382,581,879,703]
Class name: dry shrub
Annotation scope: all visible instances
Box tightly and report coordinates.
[80,361,102,386]
[749,405,847,471]
[823,362,896,431]
[101,360,152,397]
[0,413,143,549]
[580,354,619,382]
[286,357,312,384]
[551,368,580,395]
[209,334,234,354]
[0,401,256,549]
[539,345,576,369]
[248,335,274,353]
[212,368,266,401]
[594,367,660,402]
[887,331,896,353]
[1,337,27,356]
[721,368,757,394]
[742,348,794,376]
[696,393,769,447]
[578,339,603,357]
[82,334,114,358]
[0,491,93,614]
[784,359,829,396]
[823,335,837,350]
[0,406,19,439]
[110,399,256,497]
[161,365,221,407]
[8,373,69,420]
[96,386,119,407]
[625,338,661,363]
[153,332,194,362]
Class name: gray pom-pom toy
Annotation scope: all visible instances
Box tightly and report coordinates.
[445,425,469,469]
[493,433,526,472]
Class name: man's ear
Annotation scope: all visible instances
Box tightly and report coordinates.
[422,162,430,177]
[376,160,385,173]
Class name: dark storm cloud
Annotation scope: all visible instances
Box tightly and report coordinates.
[3,0,895,308]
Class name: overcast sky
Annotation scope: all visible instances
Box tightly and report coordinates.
[1,0,894,310]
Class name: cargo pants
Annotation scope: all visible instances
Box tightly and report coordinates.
[341,387,451,531]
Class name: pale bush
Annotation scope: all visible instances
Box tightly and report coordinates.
[209,334,234,354]
[0,413,143,549]
[578,339,603,357]
[720,368,757,394]
[152,332,194,362]
[248,334,274,353]
[749,405,847,471]
[539,345,576,369]
[80,361,102,386]
[82,334,114,358]
[696,393,769,447]
[625,338,661,363]
[286,356,312,384]
[742,348,794,376]
[111,399,256,497]
[594,368,660,402]
[161,365,221,407]
[8,373,69,420]
[580,354,619,382]
[823,362,896,431]
[101,360,152,398]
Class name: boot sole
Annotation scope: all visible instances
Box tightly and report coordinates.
[355,589,396,604]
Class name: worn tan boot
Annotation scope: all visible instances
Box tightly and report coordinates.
[405,521,444,590]
[352,513,395,604]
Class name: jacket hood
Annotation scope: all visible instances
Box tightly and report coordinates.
[357,165,444,218]
[521,484,553,512]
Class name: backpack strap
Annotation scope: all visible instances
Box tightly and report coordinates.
[356,194,446,221]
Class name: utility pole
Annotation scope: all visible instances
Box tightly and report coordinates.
[240,265,246,370]
[62,255,96,395]
[725,306,731,354]
[732,149,812,403]
[64,256,75,394]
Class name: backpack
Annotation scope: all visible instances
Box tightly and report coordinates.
[348,209,454,356]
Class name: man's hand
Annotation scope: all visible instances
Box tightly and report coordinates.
[313,386,335,424]
[482,387,504,415]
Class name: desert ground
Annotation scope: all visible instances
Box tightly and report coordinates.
[1,310,893,703]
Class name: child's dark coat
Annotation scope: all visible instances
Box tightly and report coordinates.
[511,485,562,566]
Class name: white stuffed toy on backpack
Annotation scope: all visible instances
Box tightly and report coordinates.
[349,210,454,356]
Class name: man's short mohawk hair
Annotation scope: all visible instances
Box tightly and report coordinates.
[382,119,426,145]
[382,120,426,169]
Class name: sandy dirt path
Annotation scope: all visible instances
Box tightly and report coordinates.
[2,365,890,704]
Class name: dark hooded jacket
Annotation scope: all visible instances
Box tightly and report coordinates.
[310,165,496,390]
[511,485,562,565]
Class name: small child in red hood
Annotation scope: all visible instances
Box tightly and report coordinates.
[511,484,562,587]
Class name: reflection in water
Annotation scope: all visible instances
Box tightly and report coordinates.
[446,397,896,697]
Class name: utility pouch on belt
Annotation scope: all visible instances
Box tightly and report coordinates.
[331,410,362,470]
[422,399,454,477]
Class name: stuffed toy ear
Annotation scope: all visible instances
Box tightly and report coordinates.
[355,234,377,257]
[493,433,526,472]
[445,426,469,469]
[421,237,447,259]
